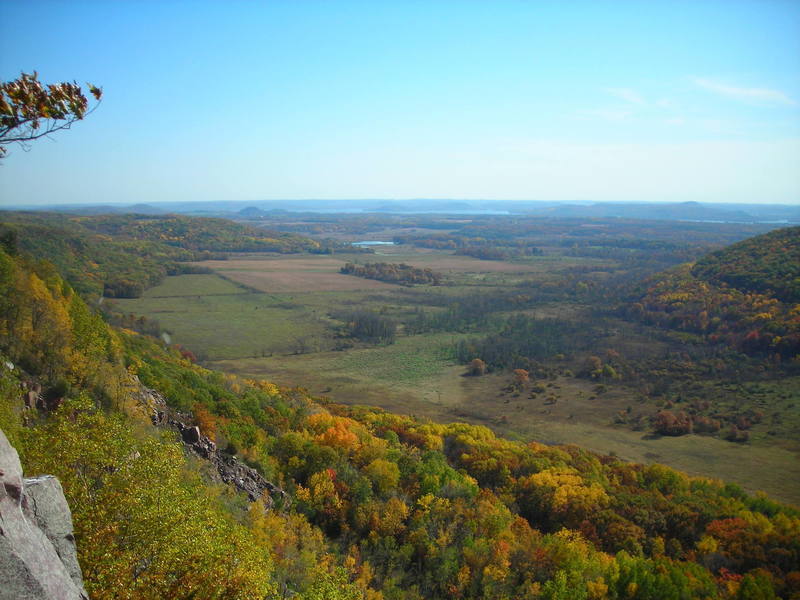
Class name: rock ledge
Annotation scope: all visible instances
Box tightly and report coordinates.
[0,428,89,600]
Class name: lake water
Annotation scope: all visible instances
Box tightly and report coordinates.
[351,241,396,246]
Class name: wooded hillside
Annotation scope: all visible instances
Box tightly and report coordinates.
[628,226,800,360]
[692,226,800,303]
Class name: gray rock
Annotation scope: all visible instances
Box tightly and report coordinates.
[0,428,89,600]
[23,476,88,596]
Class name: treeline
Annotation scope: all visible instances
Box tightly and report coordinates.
[252,211,773,250]
[340,262,443,285]
[455,244,542,261]
[455,315,591,371]
[393,233,542,260]
[403,286,610,337]
[0,221,192,299]
[404,294,532,334]
[562,240,703,270]
[331,308,397,344]
[72,213,326,254]
[3,237,800,598]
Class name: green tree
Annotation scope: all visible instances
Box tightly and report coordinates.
[300,569,363,600]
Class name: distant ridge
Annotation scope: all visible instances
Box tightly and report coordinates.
[126,203,166,215]
[5,200,799,224]
[548,201,754,222]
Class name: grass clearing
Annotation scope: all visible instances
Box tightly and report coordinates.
[114,275,335,359]
[137,273,249,297]
[196,256,397,292]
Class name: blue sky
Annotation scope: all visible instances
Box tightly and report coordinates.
[1,0,799,205]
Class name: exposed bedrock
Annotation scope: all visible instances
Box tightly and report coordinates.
[0,428,89,600]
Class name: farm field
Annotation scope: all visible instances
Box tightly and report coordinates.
[116,246,800,505]
[196,256,397,292]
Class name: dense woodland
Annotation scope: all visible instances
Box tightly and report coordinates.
[341,262,443,285]
[1,214,799,599]
[691,227,800,304]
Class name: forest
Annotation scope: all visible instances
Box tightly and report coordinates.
[1,211,799,599]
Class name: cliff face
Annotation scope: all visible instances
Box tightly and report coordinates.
[0,429,89,600]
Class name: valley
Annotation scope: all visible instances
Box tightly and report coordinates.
[113,230,800,504]
[3,210,799,599]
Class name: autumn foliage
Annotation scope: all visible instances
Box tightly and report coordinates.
[0,71,102,158]
[2,239,800,599]
[628,227,800,360]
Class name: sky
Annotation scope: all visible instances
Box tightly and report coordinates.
[1,0,799,206]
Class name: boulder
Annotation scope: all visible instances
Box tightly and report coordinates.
[181,424,201,444]
[0,428,89,600]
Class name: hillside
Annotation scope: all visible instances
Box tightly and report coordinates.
[0,212,330,298]
[2,225,800,597]
[691,226,800,304]
[628,226,800,360]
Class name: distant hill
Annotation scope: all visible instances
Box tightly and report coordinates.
[126,203,167,215]
[43,203,166,216]
[238,206,267,218]
[371,200,476,213]
[628,226,800,358]
[8,200,799,223]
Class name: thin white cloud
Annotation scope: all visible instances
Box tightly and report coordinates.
[692,78,796,106]
[577,109,632,121]
[605,88,645,104]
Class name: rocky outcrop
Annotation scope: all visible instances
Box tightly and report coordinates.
[0,429,89,600]
[213,448,287,504]
[134,377,289,506]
